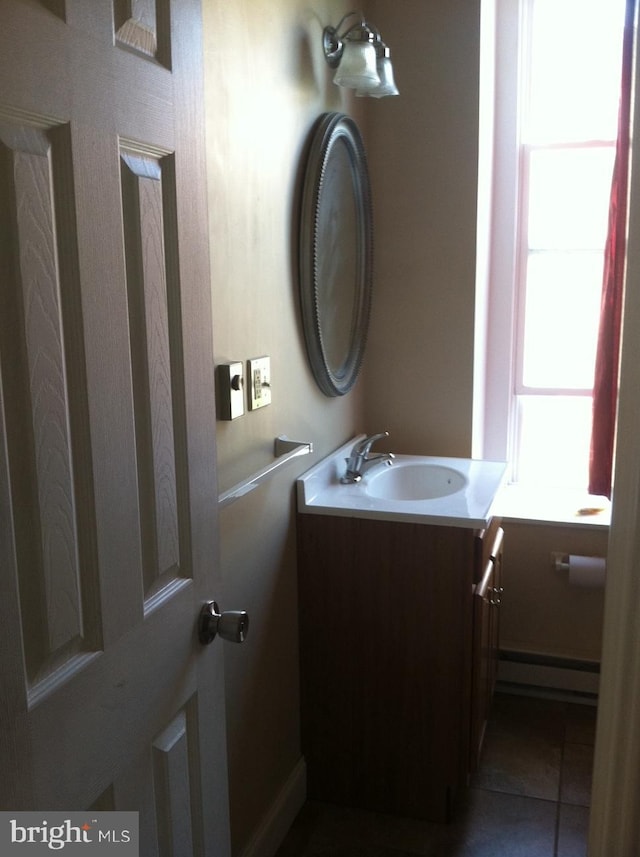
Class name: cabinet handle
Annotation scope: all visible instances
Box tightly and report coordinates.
[477,529,504,600]
[489,527,504,562]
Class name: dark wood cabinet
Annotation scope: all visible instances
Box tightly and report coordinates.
[296,513,503,823]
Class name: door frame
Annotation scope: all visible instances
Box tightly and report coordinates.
[589,11,640,854]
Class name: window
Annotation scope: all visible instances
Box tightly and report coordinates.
[478,0,626,491]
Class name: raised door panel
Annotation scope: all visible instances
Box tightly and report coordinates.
[120,148,189,605]
[114,0,171,65]
[109,697,209,857]
[0,117,102,694]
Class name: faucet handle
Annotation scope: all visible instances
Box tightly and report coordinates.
[356,431,389,454]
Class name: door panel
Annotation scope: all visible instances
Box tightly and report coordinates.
[120,147,188,602]
[0,117,102,688]
[0,2,229,854]
[115,0,171,64]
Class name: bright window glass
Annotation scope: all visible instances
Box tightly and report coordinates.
[513,396,593,487]
[527,0,624,143]
[527,148,616,250]
[509,0,625,491]
[521,251,604,389]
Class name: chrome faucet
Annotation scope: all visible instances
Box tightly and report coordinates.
[341,432,395,483]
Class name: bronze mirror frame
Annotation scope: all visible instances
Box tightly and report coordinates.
[299,112,373,396]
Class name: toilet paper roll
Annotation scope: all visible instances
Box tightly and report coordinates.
[568,555,606,588]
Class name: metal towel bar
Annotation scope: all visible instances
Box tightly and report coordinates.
[218,436,313,509]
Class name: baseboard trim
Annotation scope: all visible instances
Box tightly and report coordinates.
[239,757,306,857]
[497,649,600,698]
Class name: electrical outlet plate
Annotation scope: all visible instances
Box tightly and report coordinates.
[217,362,245,420]
[248,356,271,410]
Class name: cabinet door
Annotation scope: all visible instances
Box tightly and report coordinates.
[470,527,504,772]
[487,529,504,699]
[297,514,477,822]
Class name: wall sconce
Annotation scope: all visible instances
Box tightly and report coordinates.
[322,11,399,99]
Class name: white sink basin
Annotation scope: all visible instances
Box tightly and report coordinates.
[365,461,468,501]
[297,436,506,528]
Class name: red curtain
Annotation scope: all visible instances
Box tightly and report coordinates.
[588,0,636,498]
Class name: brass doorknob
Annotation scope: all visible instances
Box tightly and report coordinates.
[199,601,249,645]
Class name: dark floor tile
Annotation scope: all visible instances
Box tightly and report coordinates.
[472,731,562,801]
[274,803,332,857]
[472,694,564,801]
[298,846,419,857]
[428,789,557,857]
[275,791,557,857]
[276,693,594,857]
[274,802,439,857]
[487,694,567,745]
[560,744,593,807]
[564,704,597,746]
[556,803,590,857]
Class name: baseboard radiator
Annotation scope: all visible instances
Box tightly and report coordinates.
[497,649,600,700]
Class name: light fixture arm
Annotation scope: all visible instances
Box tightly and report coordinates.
[334,9,366,35]
[323,9,369,68]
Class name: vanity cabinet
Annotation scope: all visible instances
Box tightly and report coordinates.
[296,513,503,823]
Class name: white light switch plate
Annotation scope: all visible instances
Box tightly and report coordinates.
[248,356,271,410]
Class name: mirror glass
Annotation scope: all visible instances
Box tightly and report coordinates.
[299,113,373,396]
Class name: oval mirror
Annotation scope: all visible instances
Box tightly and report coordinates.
[299,112,373,396]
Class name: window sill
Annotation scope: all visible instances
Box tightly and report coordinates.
[491,484,611,530]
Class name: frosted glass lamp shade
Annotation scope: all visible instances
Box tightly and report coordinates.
[333,40,380,89]
[357,53,399,98]
[374,56,399,97]
[322,16,399,99]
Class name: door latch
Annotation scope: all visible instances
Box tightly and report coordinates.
[199,601,249,645]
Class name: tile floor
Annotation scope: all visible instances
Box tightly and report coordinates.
[275,692,596,857]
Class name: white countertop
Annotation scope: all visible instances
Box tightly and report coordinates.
[297,437,507,529]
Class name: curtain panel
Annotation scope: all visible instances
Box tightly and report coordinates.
[589,0,637,498]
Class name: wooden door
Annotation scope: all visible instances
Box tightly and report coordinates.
[0,2,231,855]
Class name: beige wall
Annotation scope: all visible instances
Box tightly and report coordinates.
[501,522,607,661]
[202,1,607,853]
[203,2,370,853]
[363,0,481,457]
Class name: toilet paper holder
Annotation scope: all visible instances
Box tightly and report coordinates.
[552,552,571,572]
[552,551,607,588]
[551,552,606,572]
